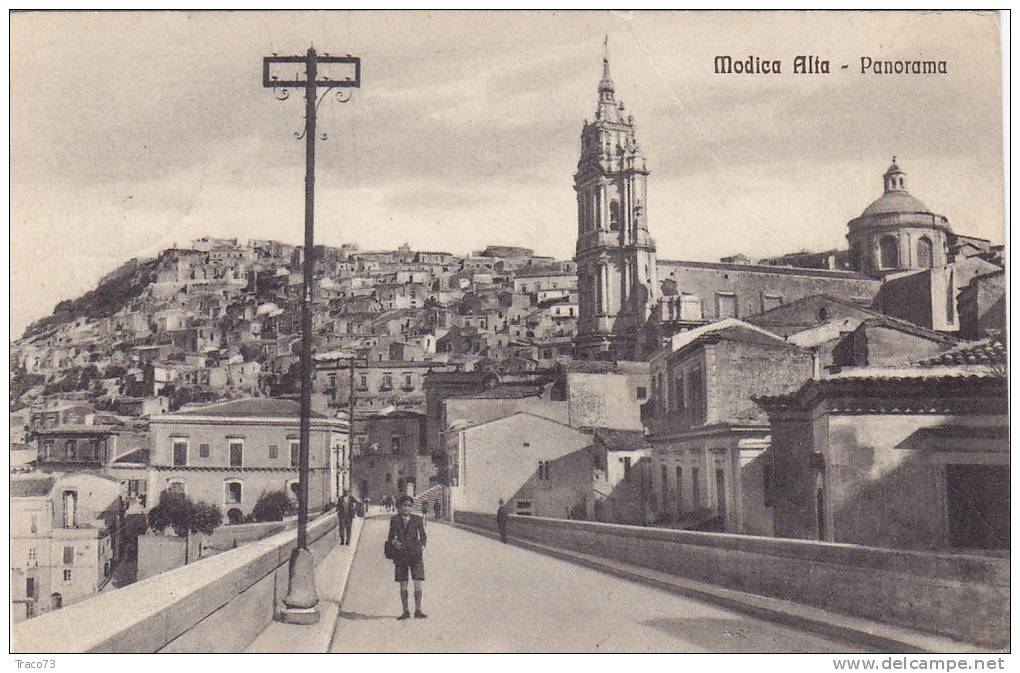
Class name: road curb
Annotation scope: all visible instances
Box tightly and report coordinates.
[453,521,996,654]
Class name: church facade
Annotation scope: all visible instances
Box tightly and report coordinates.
[572,53,1003,361]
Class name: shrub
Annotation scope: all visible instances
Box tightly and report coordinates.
[252,490,293,522]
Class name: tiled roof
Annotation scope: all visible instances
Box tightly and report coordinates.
[915,337,1006,367]
[171,398,326,418]
[11,477,55,498]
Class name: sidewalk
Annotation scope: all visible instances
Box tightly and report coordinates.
[245,516,365,653]
[453,521,997,654]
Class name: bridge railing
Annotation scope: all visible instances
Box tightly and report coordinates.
[455,511,1009,649]
[13,512,340,653]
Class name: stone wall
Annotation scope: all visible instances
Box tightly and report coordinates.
[13,512,340,653]
[455,511,1008,648]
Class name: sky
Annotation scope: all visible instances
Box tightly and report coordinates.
[10,10,1005,339]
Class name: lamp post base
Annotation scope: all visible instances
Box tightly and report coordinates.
[278,546,319,624]
[278,605,320,625]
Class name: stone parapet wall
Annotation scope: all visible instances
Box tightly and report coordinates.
[13,512,339,653]
[455,512,1008,648]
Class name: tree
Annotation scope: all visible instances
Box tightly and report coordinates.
[251,490,293,522]
[147,491,223,564]
[270,362,301,396]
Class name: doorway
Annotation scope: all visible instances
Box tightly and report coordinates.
[946,464,1009,550]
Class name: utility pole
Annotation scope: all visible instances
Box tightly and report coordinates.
[263,46,360,626]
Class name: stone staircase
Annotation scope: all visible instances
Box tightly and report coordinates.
[412,485,447,519]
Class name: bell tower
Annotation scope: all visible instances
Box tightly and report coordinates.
[573,39,658,360]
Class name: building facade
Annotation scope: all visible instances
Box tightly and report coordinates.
[11,473,122,623]
[148,399,348,524]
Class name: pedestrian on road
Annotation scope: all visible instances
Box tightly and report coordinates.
[496,498,509,544]
[338,491,354,542]
[421,500,429,519]
[336,493,349,545]
[388,494,427,620]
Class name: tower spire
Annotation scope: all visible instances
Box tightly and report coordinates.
[599,34,615,98]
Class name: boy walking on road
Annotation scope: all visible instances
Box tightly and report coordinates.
[388,495,427,620]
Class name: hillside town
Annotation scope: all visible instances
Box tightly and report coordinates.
[10,48,1007,631]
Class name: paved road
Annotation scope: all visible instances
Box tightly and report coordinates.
[329,517,867,653]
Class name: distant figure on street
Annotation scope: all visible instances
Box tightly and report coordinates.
[339,491,357,545]
[496,498,509,544]
[388,495,427,620]
[421,500,429,518]
[336,492,349,545]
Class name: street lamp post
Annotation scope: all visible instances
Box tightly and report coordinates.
[263,46,360,625]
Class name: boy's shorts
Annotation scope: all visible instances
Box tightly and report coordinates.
[394,555,425,582]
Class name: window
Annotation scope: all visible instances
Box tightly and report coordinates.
[538,460,551,480]
[28,547,36,563]
[692,467,701,508]
[63,546,74,565]
[199,443,210,458]
[636,386,647,400]
[676,466,684,514]
[661,465,669,508]
[716,293,737,318]
[290,441,300,468]
[385,473,392,483]
[672,372,685,413]
[66,440,77,460]
[229,440,243,467]
[515,500,533,516]
[623,457,632,481]
[30,514,38,534]
[381,373,393,390]
[879,235,899,269]
[172,439,188,466]
[43,440,54,459]
[225,481,242,505]
[328,373,337,389]
[403,373,414,389]
[357,374,368,391]
[917,236,934,268]
[63,570,72,584]
[26,578,35,599]
[391,435,402,454]
[269,444,278,459]
[688,368,705,424]
[168,480,186,496]
[62,491,77,528]
[85,439,101,462]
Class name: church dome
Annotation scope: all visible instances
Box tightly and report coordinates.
[860,189,931,217]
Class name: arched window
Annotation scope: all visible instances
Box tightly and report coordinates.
[224,480,242,505]
[917,236,934,268]
[879,236,899,269]
[609,200,621,231]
